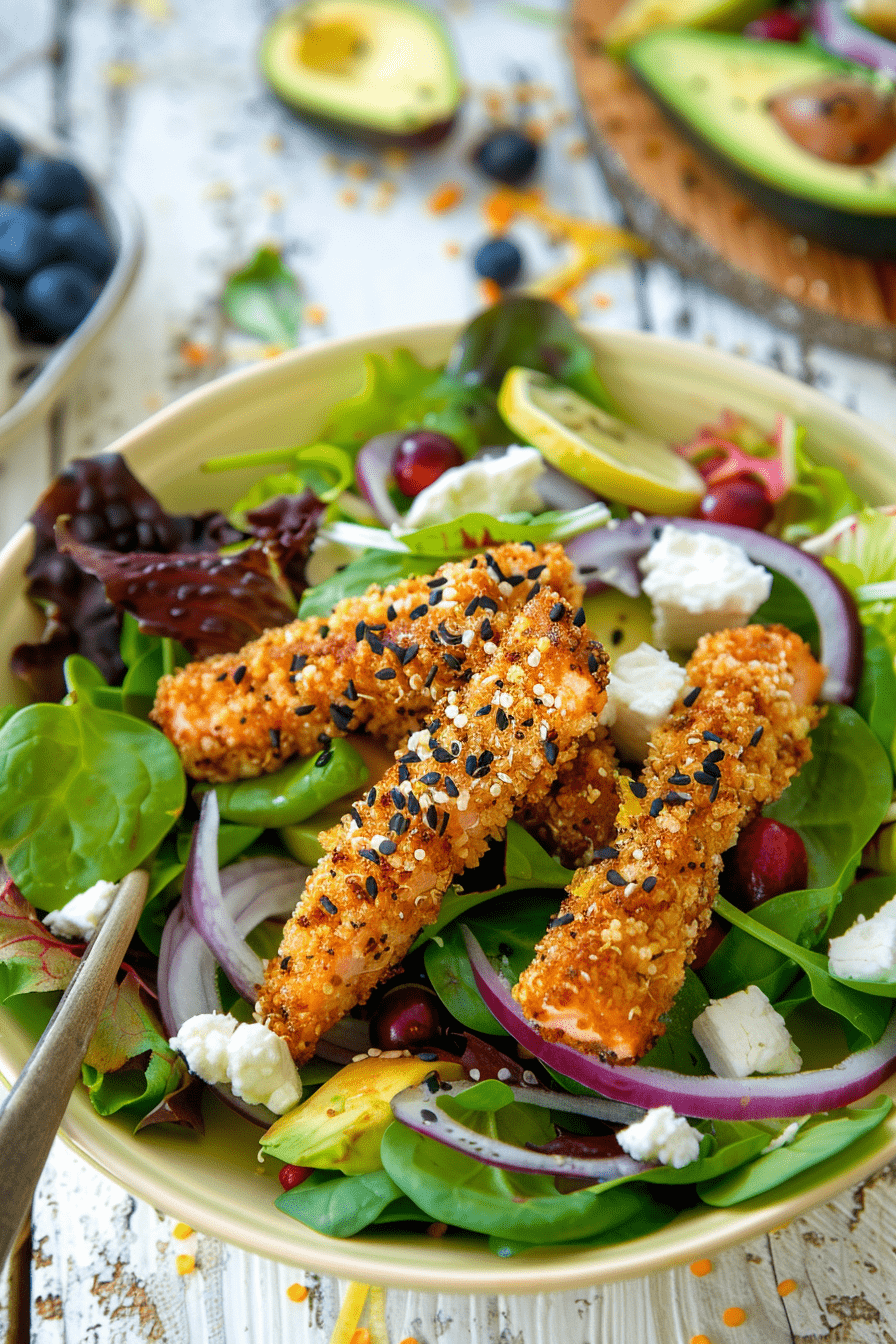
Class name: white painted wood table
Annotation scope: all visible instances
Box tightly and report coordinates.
[1,1,896,1340]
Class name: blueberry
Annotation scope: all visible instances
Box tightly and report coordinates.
[0,203,59,279]
[6,157,91,212]
[0,130,22,180]
[49,208,115,278]
[22,262,99,339]
[472,236,523,287]
[472,128,539,185]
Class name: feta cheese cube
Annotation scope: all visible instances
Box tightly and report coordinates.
[760,1119,804,1155]
[599,642,688,763]
[639,524,773,650]
[404,446,545,527]
[692,985,801,1079]
[616,1106,702,1168]
[43,879,119,941]
[170,1013,302,1113]
[828,896,896,980]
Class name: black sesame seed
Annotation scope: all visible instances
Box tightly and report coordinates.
[367,623,386,632]
[319,895,338,914]
[694,771,716,786]
[438,622,462,645]
[628,780,648,799]
[700,761,721,779]
[496,708,509,731]
[216,672,227,682]
[479,750,494,766]
[438,811,450,837]
[485,554,505,580]
[407,793,420,815]
[443,653,462,671]
[432,746,452,764]
[549,602,564,621]
[642,876,657,893]
[389,815,409,835]
[548,911,575,928]
[295,704,315,715]
[424,664,439,688]
[421,771,440,785]
[525,582,540,602]
[479,596,498,613]
[418,1051,438,1062]
[649,798,664,817]
[428,575,448,588]
[391,787,405,810]
[269,728,281,751]
[465,754,477,776]
[315,750,333,768]
[683,686,701,707]
[607,870,626,886]
[366,631,384,655]
[403,642,419,665]
[410,604,427,621]
[527,563,546,579]
[425,806,438,829]
[669,771,691,786]
[379,838,397,855]
[399,751,421,764]
[588,652,600,674]
[476,704,492,717]
[375,668,397,680]
[544,740,559,765]
[611,628,624,646]
[445,778,459,798]
[573,607,586,627]
[355,621,366,640]
[664,791,692,805]
[350,807,362,827]
[330,704,354,729]
[233,664,247,684]
[420,1109,438,1124]
[367,789,377,806]
[318,625,329,638]
[704,749,725,764]
[480,617,494,641]
[465,597,480,617]
[596,846,619,860]
[387,604,397,621]
[366,876,378,898]
[750,725,764,747]
[703,731,722,743]
[709,778,720,803]
[429,589,443,607]
[280,956,291,971]
[398,764,409,784]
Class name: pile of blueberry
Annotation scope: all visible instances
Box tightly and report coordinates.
[0,127,116,344]
[469,127,538,290]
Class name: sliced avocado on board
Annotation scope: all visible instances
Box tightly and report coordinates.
[602,0,768,57]
[626,30,896,256]
[260,0,462,148]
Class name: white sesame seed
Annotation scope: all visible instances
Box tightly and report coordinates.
[414,848,426,860]
[461,630,474,647]
[368,1047,382,1056]
[454,714,468,728]
[483,641,498,655]
[498,581,512,596]
[533,683,545,696]
[469,1068,481,1080]
[624,882,637,897]
[442,587,457,600]
[445,705,457,719]
[352,1053,367,1063]
[527,650,541,667]
[490,782,502,796]
[497,1068,511,1081]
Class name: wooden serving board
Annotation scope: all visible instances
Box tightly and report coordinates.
[569,0,896,360]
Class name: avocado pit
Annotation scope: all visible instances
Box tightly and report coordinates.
[768,75,896,164]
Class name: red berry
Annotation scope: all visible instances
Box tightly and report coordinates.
[278,1163,312,1192]
[690,916,728,970]
[744,9,805,41]
[697,475,774,531]
[393,431,464,498]
[730,817,808,911]
[371,983,443,1050]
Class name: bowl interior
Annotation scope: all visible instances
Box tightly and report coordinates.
[1,323,895,1292]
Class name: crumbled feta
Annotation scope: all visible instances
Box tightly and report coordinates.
[404,446,545,527]
[760,1119,804,1156]
[616,1106,702,1169]
[170,1013,301,1114]
[639,525,773,650]
[828,896,896,980]
[43,880,119,941]
[692,985,801,1079]
[599,642,688,763]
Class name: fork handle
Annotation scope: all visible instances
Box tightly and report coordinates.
[0,869,149,1270]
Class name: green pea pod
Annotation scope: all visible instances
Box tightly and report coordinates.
[200,739,369,828]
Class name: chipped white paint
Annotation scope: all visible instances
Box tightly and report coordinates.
[1,0,896,1339]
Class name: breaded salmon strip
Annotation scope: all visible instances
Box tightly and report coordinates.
[256,589,609,1063]
[151,543,580,782]
[513,624,824,1064]
[516,725,618,868]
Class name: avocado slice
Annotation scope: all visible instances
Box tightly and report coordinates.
[260,0,462,147]
[627,30,896,256]
[602,0,768,57]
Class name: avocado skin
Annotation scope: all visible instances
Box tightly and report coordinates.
[627,52,896,257]
[267,97,457,150]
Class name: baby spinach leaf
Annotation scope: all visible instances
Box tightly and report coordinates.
[425,923,505,1035]
[0,671,186,910]
[487,1194,680,1257]
[827,873,896,941]
[275,1167,427,1237]
[702,882,841,1001]
[640,969,711,1075]
[854,623,896,766]
[298,550,431,620]
[222,246,302,346]
[201,739,368,828]
[697,1096,892,1206]
[765,705,892,889]
[753,572,820,655]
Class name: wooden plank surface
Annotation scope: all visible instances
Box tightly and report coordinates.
[1,1,895,1340]
[569,0,896,360]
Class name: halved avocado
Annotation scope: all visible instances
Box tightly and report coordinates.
[260,0,462,148]
[626,30,896,256]
[602,0,768,57]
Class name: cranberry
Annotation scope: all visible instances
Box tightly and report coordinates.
[744,9,805,40]
[697,475,774,531]
[393,431,464,498]
[729,817,809,911]
[278,1163,312,1192]
[690,916,728,970]
[371,983,443,1050]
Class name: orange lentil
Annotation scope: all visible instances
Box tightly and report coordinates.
[482,90,505,117]
[690,1336,712,1344]
[444,241,462,257]
[592,293,613,309]
[482,191,515,233]
[350,1331,371,1344]
[722,1307,747,1327]
[175,1254,195,1276]
[426,1221,449,1237]
[777,1279,797,1297]
[305,305,327,326]
[400,1339,421,1344]
[769,1221,791,1233]
[566,138,589,158]
[172,1222,193,1240]
[427,181,465,214]
[524,119,547,142]
[690,1259,713,1277]
[346,160,372,180]
[179,340,211,367]
[287,1283,309,1303]
[478,279,502,306]
[339,188,359,207]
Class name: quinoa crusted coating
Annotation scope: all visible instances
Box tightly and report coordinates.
[513,624,824,1065]
[256,588,609,1064]
[151,542,580,782]
[516,725,619,868]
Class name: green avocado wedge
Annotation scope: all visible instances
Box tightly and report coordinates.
[260,0,462,148]
[626,30,896,256]
[602,0,768,57]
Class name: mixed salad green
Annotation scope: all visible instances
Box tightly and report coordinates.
[2,297,896,1257]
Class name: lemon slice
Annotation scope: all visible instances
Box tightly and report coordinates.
[498,367,706,514]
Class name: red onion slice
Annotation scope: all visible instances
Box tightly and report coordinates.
[355,432,405,526]
[812,0,896,73]
[390,1077,648,1180]
[462,927,896,1120]
[567,517,863,703]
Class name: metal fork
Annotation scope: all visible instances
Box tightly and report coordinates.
[0,870,149,1271]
